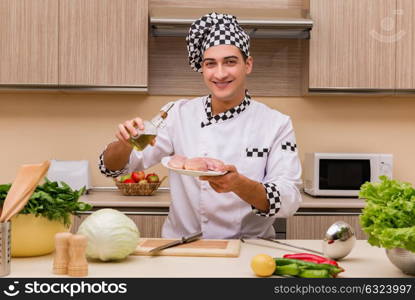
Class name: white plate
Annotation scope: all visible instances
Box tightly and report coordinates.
[161,156,227,177]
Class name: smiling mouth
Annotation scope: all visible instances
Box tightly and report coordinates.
[213,80,233,88]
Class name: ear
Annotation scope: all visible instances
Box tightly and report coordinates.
[245,56,253,75]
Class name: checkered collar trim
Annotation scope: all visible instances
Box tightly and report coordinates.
[201,92,251,128]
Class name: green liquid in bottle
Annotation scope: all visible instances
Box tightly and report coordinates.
[129,134,156,151]
[128,103,174,151]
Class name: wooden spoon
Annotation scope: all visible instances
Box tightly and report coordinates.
[0,160,50,222]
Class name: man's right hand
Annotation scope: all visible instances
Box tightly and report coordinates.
[115,117,156,148]
[116,117,145,148]
[103,117,145,172]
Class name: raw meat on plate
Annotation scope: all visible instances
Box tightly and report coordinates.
[184,157,209,171]
[167,155,187,169]
[203,157,226,172]
[168,155,225,172]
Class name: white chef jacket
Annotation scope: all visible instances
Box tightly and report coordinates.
[99,93,302,239]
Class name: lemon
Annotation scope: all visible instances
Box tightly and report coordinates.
[251,254,276,277]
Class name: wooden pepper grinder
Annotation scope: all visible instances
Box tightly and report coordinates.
[53,232,73,275]
[67,234,88,277]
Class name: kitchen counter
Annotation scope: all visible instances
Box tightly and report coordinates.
[82,189,365,210]
[8,240,411,278]
[82,189,171,208]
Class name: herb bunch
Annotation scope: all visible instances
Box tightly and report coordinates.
[0,178,92,226]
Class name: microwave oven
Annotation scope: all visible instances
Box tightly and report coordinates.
[304,153,393,197]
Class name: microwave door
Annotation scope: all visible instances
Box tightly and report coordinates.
[319,159,371,196]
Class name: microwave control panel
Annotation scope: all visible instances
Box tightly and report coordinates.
[378,154,393,178]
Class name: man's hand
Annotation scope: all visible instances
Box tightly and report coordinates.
[116,117,156,148]
[200,164,270,212]
[104,117,158,172]
[199,165,242,193]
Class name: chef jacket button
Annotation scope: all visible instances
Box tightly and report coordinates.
[202,217,208,223]
[203,153,207,156]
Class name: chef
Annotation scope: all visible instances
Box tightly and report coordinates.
[99,12,302,239]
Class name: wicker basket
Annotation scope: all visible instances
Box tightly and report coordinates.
[114,176,167,196]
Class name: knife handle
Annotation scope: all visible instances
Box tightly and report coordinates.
[182,232,202,243]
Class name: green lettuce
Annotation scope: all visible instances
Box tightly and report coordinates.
[359,176,415,251]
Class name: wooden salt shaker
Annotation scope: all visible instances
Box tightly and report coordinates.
[67,234,88,277]
[53,232,73,275]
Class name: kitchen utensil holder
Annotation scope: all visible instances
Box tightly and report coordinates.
[0,222,11,277]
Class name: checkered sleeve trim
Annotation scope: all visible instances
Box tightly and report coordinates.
[281,141,297,152]
[98,147,129,178]
[251,183,281,217]
[246,147,269,158]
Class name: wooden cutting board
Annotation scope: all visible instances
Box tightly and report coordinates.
[0,161,50,222]
[133,238,240,257]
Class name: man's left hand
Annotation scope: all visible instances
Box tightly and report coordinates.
[199,165,242,193]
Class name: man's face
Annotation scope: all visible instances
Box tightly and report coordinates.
[201,45,253,102]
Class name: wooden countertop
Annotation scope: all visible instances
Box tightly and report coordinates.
[81,189,365,210]
[8,240,411,278]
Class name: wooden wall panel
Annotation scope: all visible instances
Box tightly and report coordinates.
[286,215,367,240]
[128,215,167,238]
[149,37,307,96]
[150,0,305,10]
[71,214,167,238]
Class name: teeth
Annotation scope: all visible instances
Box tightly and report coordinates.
[214,81,231,85]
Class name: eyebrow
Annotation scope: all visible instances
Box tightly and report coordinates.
[224,56,239,60]
[202,56,239,62]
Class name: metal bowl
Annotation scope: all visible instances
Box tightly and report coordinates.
[385,248,415,275]
[322,221,356,260]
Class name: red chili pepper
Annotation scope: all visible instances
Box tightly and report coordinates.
[283,253,339,267]
[289,257,322,264]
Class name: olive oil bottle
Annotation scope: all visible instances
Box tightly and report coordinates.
[129,134,157,151]
[128,103,174,151]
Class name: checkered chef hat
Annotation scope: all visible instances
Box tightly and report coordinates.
[186,12,250,72]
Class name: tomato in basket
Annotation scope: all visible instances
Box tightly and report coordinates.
[122,178,135,184]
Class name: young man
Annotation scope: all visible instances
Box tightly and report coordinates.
[99,13,302,239]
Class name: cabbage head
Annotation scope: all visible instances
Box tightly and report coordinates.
[77,208,139,261]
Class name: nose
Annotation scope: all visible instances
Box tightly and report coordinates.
[214,63,228,80]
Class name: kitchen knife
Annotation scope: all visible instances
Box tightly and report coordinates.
[149,232,203,253]
[258,237,324,255]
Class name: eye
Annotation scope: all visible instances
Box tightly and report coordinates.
[225,60,237,65]
[204,61,216,67]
